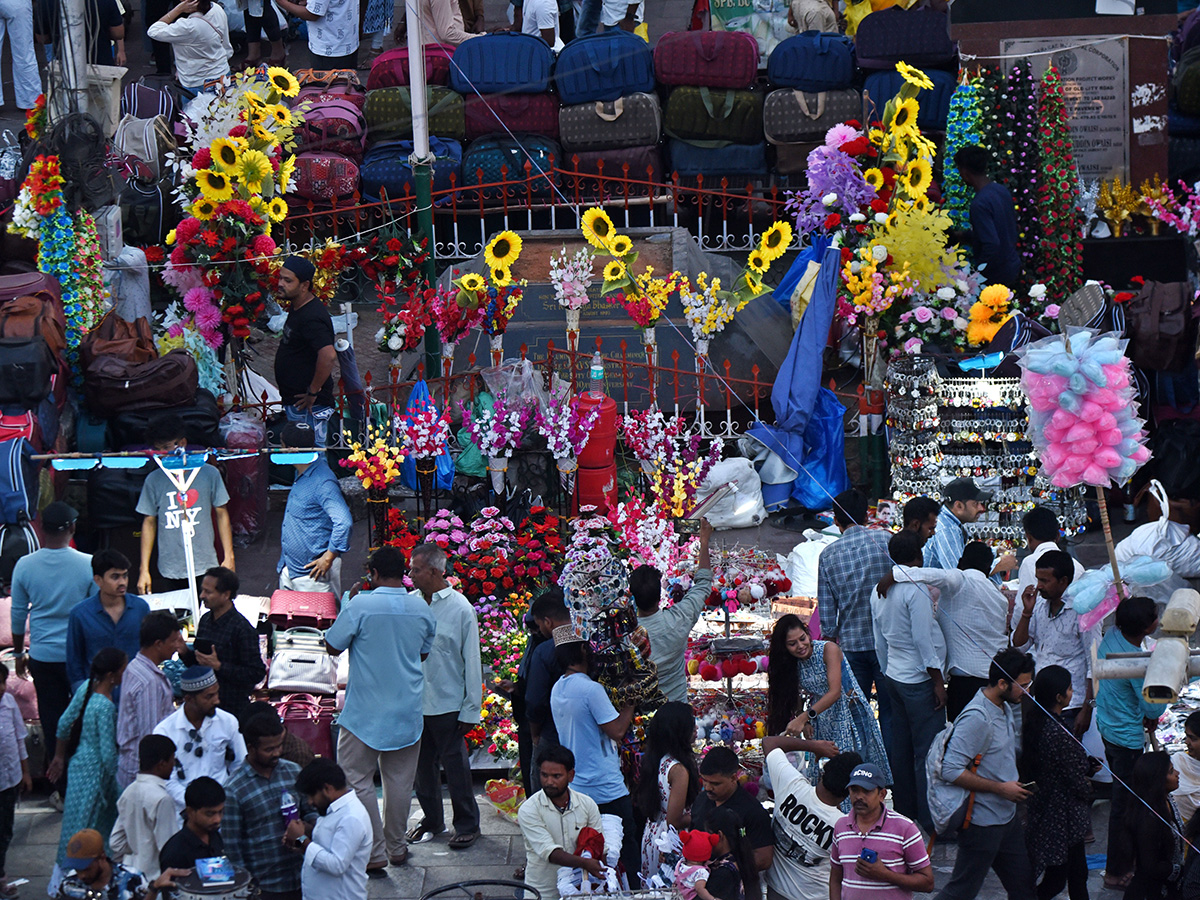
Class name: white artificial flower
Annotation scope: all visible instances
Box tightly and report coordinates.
[1029,283,1047,298]
[872,245,888,262]
[937,287,956,301]
[874,213,888,224]
[849,213,867,223]
[388,334,403,351]
[956,280,969,293]
[375,327,386,343]
[849,262,862,274]
[954,317,968,331]
[822,192,838,207]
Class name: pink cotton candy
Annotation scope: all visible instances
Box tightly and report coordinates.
[1107,368,1130,390]
[1078,400,1105,422]
[1074,439,1100,456]
[1132,446,1151,463]
[1050,409,1076,430]
[1043,445,1068,468]
[1095,412,1118,433]
[1082,464,1109,485]
[1044,424,1067,444]
[1094,448,1121,469]
[1100,428,1123,447]
[1065,422,1095,442]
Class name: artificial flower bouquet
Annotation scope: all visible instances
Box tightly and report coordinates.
[460,394,533,460]
[376,288,431,355]
[398,403,452,458]
[578,207,681,330]
[549,245,595,311]
[339,423,406,490]
[537,383,600,459]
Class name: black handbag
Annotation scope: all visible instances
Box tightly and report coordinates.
[0,337,55,409]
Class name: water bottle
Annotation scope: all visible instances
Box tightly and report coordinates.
[281,790,299,826]
[588,352,605,398]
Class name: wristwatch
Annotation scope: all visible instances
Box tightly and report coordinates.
[295,835,311,849]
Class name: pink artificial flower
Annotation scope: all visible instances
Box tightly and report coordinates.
[167,322,185,338]
[941,307,958,320]
[899,311,913,324]
[912,306,934,324]
[195,302,223,330]
[824,123,861,150]
[183,286,211,312]
[904,337,923,353]
[1045,304,1061,319]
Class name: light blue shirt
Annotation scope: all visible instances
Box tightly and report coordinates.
[10,547,94,663]
[422,587,483,722]
[870,581,946,685]
[326,586,436,751]
[925,505,966,571]
[550,672,627,804]
[277,459,353,576]
[1096,628,1163,751]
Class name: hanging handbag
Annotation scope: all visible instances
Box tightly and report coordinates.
[80,311,158,371]
[267,627,337,695]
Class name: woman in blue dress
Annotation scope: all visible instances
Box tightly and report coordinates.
[48,647,128,871]
[767,614,892,787]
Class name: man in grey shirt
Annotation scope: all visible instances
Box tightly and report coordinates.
[934,648,1036,900]
[631,519,713,703]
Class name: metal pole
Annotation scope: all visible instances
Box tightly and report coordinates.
[58,0,89,119]
[404,0,441,378]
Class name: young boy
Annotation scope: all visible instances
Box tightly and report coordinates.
[136,413,233,596]
[159,777,226,871]
[0,661,31,897]
[110,735,179,880]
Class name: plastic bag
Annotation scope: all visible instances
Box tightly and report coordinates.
[484,778,524,822]
[792,388,850,509]
[784,528,839,597]
[694,458,766,529]
[455,393,493,478]
[399,380,455,492]
[1115,480,1200,603]
[481,359,549,409]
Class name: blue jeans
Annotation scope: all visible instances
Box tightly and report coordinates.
[285,404,335,447]
[576,0,602,35]
[886,677,946,833]
[845,649,892,754]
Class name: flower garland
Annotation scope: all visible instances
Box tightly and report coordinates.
[460,395,532,459]
[1033,66,1082,306]
[549,246,595,311]
[620,407,682,460]
[24,94,46,141]
[537,384,600,459]
[1000,62,1041,287]
[943,77,981,230]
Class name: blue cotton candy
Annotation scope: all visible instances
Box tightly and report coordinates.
[1024,348,1057,374]
[1058,392,1081,413]
[1066,569,1114,613]
[1122,556,1172,587]
[1051,356,1080,377]
[1079,359,1108,387]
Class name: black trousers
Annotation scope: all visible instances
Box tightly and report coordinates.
[0,785,14,876]
[934,817,1036,900]
[413,712,480,835]
[27,658,70,790]
[946,675,988,722]
[1039,841,1088,900]
[144,0,174,73]
[311,50,359,69]
[1104,739,1143,880]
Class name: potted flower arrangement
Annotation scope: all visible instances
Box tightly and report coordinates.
[398,402,452,521]
[460,395,533,494]
[536,384,600,492]
[339,423,407,551]
[549,245,595,351]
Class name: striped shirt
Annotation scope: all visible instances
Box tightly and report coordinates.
[830,807,929,898]
[116,653,175,790]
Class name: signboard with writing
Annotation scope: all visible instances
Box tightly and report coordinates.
[999,36,1130,182]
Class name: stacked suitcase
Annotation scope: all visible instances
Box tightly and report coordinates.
[360,44,463,201]
[856,6,957,132]
[763,31,859,176]
[556,31,661,188]
[452,33,561,199]
[657,31,767,180]
[290,73,368,210]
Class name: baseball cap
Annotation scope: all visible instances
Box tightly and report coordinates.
[846,763,887,790]
[64,829,104,868]
[943,477,993,504]
[42,501,78,531]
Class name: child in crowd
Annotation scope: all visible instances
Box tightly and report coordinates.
[0,661,30,898]
[697,807,759,900]
[674,830,718,900]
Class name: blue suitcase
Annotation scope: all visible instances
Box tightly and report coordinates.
[461,135,561,198]
[554,31,656,105]
[450,33,554,95]
[360,137,463,200]
[667,140,767,178]
[864,68,954,132]
[767,32,856,91]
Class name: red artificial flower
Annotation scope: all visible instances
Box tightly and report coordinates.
[143,246,165,263]
[840,247,853,262]
[824,213,842,230]
[387,238,403,252]
[192,147,213,169]
[229,125,248,138]
[846,119,861,129]
[1130,276,1145,286]
[839,137,870,156]
[1113,292,1134,304]
[870,197,887,213]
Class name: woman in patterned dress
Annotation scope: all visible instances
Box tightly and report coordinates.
[49,647,128,869]
[766,614,892,786]
[636,701,699,884]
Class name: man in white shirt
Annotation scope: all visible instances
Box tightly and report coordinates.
[762,739,860,900]
[1012,548,1099,739]
[286,759,373,900]
[1016,506,1084,600]
[871,530,946,834]
[517,743,604,900]
[275,0,358,67]
[145,0,232,96]
[516,0,562,49]
[881,541,1011,721]
[153,666,247,812]
[110,735,180,881]
[407,544,482,849]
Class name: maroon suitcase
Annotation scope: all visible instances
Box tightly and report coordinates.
[560,146,663,194]
[654,31,759,89]
[268,590,338,629]
[272,693,336,758]
[294,82,367,110]
[464,93,560,141]
[367,44,456,90]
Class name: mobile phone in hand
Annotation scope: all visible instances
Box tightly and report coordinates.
[860,848,878,864]
[193,638,214,655]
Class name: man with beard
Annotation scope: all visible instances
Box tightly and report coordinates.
[830,763,933,899]
[517,744,603,900]
[154,666,246,812]
[223,711,318,900]
[274,256,337,448]
[285,760,373,900]
[159,776,226,870]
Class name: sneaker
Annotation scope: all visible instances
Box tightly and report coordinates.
[48,791,63,812]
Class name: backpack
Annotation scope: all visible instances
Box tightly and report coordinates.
[297,99,367,162]
[0,293,67,358]
[0,438,36,526]
[926,713,989,839]
[120,82,177,123]
[113,115,176,180]
[1125,281,1199,372]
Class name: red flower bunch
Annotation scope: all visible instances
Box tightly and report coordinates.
[24,95,46,141]
[509,506,564,594]
[384,508,420,561]
[25,155,65,215]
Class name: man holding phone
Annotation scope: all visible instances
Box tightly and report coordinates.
[191,567,265,725]
[830,763,933,899]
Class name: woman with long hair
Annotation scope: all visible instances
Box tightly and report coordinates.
[48,648,127,870]
[766,614,890,786]
[638,701,700,883]
[1124,750,1185,900]
[1022,664,1092,900]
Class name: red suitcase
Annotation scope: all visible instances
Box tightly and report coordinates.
[654,31,759,89]
[268,590,338,629]
[367,44,456,90]
[292,152,360,202]
[464,93,560,142]
[272,693,336,758]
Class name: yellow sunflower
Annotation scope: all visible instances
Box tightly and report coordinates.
[745,270,765,295]
[249,197,269,218]
[912,196,930,213]
[267,67,301,98]
[581,207,616,250]
[864,167,885,191]
[609,234,633,256]
[491,265,513,287]
[460,273,486,292]
[267,196,288,223]
[191,197,217,220]
[253,121,278,145]
[238,149,273,192]
[759,221,793,261]
[890,98,920,136]
[747,248,768,274]
[196,168,233,202]
[278,155,296,193]
[904,158,932,196]
[602,260,627,282]
[243,89,266,110]
[896,61,935,91]
[211,138,241,173]
[268,104,293,127]
[485,231,522,269]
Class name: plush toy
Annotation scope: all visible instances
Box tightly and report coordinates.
[674,831,720,900]
[557,819,623,895]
